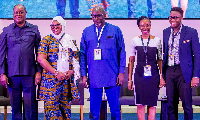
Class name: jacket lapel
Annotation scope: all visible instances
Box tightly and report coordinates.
[165,28,171,54]
[179,25,186,50]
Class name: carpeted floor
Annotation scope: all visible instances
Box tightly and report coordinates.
[1,113,200,120]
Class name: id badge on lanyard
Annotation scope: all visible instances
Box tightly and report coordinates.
[141,35,152,77]
[168,55,174,66]
[94,49,101,60]
[144,65,152,76]
[61,48,68,61]
[94,25,105,60]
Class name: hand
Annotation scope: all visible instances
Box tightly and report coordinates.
[116,73,124,86]
[82,76,89,88]
[1,74,8,88]
[56,72,66,81]
[35,72,42,85]
[191,77,199,88]
[159,76,166,88]
[128,81,133,90]
[65,70,74,80]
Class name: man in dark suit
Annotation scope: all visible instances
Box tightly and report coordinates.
[0,4,41,120]
[162,7,200,120]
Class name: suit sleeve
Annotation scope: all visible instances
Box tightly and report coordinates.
[191,29,200,78]
[162,29,166,79]
[0,28,7,75]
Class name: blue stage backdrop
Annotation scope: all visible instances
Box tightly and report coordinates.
[0,0,199,18]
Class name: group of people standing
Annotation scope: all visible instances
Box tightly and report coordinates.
[0,4,199,120]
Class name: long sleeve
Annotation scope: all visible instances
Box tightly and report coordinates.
[0,29,7,75]
[34,26,42,73]
[71,40,81,82]
[116,27,126,73]
[80,30,88,76]
[191,29,200,77]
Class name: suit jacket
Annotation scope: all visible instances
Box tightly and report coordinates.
[162,25,200,83]
[0,21,42,77]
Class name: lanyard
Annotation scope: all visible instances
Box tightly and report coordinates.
[141,35,150,65]
[96,25,105,48]
[57,33,65,47]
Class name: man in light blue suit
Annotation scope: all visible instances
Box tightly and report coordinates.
[162,7,200,120]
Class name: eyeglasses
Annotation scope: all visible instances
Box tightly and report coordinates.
[50,24,61,29]
[91,14,103,18]
[13,11,24,15]
[168,16,180,20]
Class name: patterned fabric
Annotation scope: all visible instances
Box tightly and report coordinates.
[38,34,80,119]
[57,34,81,84]
[157,40,162,60]
[168,26,182,65]
[44,92,71,120]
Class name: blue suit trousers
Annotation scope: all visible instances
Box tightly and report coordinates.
[8,76,37,120]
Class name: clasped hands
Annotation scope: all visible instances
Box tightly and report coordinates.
[35,70,74,85]
[56,70,74,81]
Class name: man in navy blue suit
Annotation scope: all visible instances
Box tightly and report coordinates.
[162,7,200,120]
[0,4,41,120]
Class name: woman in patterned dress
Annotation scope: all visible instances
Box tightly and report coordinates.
[128,16,165,120]
[37,16,80,120]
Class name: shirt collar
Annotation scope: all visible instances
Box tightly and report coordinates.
[94,22,107,28]
[13,21,29,28]
[171,24,182,35]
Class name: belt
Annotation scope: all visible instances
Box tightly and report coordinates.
[168,64,180,68]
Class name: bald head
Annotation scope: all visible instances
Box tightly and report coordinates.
[92,6,106,16]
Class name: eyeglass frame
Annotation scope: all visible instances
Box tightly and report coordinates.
[168,16,181,20]
[50,24,61,29]
[91,14,104,18]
